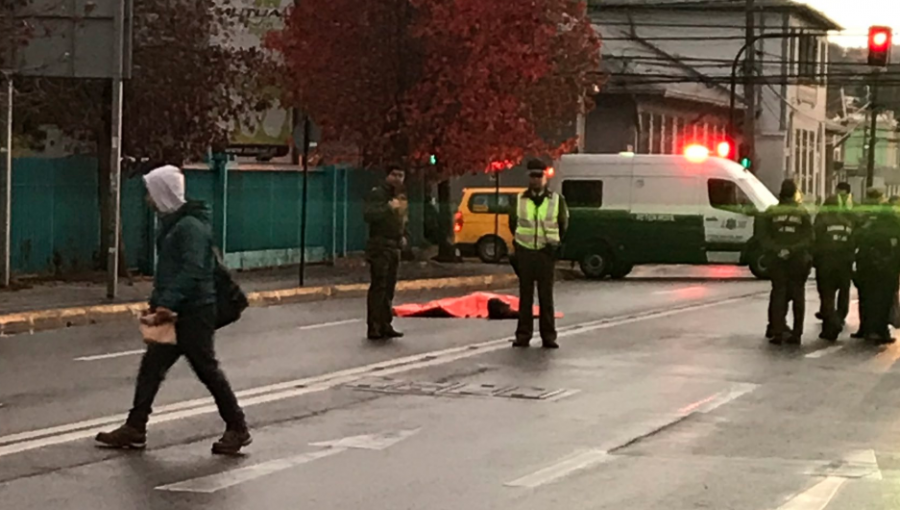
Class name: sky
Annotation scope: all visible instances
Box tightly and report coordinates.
[801,0,899,47]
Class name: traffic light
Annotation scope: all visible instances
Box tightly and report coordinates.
[429,154,437,165]
[868,26,893,67]
[738,143,752,170]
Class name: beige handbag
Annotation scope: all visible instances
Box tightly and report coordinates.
[140,313,178,345]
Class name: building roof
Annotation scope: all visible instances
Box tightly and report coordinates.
[598,24,734,107]
[589,0,843,31]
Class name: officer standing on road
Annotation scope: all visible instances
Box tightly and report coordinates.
[364,165,408,341]
[814,194,855,341]
[853,189,900,344]
[761,179,814,345]
[509,159,568,349]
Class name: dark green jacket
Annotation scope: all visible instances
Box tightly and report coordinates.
[759,201,813,260]
[364,183,406,249]
[150,201,216,313]
[854,205,900,274]
[813,207,854,266]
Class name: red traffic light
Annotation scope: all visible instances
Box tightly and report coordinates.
[868,26,893,66]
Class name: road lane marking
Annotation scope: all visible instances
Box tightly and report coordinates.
[775,477,846,510]
[297,319,360,331]
[805,346,844,359]
[157,429,419,493]
[505,450,612,488]
[159,448,343,493]
[0,292,762,458]
[509,382,758,489]
[72,320,361,362]
[74,349,145,362]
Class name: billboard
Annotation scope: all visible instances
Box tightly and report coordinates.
[222,0,295,167]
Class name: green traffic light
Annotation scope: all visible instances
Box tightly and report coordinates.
[429,155,437,165]
[740,158,751,169]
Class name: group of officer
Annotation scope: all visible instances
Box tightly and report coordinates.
[762,179,900,345]
[363,159,568,348]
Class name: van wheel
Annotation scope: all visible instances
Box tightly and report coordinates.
[609,262,634,280]
[748,250,770,280]
[579,248,613,279]
[476,236,507,263]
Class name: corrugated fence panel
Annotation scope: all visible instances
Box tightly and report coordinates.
[11,157,100,275]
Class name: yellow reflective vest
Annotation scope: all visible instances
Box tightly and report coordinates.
[515,192,561,250]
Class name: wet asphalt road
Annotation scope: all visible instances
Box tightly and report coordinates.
[2,266,900,509]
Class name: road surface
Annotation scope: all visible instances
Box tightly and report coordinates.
[1,267,899,509]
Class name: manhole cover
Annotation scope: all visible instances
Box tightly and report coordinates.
[440,383,515,397]
[494,386,568,400]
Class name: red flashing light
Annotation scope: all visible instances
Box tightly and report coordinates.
[545,166,556,178]
[716,141,733,159]
[684,144,710,162]
[453,212,464,233]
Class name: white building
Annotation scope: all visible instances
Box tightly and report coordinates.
[588,0,842,201]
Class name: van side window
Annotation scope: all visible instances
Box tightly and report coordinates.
[708,179,752,210]
[468,193,515,214]
[562,180,603,208]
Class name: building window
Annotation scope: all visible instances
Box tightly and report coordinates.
[639,112,651,154]
[664,116,675,154]
[651,114,663,154]
[798,32,820,83]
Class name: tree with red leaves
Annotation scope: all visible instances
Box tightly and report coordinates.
[268,0,601,174]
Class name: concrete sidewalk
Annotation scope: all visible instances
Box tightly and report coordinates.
[0,260,516,335]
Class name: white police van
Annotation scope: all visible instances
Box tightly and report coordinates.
[551,148,779,279]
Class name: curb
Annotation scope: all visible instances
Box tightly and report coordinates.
[0,273,518,337]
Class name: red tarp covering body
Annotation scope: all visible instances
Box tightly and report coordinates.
[393,292,563,319]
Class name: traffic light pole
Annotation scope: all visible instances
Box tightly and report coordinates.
[743,0,757,169]
[866,73,880,188]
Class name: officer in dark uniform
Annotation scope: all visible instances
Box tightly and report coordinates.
[814,195,855,341]
[853,190,900,344]
[761,179,814,345]
[509,159,568,349]
[364,165,407,341]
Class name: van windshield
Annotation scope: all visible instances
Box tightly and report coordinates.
[740,175,779,211]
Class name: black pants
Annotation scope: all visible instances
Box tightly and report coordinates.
[768,257,810,337]
[516,248,557,343]
[367,247,400,336]
[816,260,852,338]
[857,268,899,339]
[127,305,245,431]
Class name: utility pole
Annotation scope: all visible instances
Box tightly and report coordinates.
[1,73,11,288]
[106,0,126,299]
[866,74,880,188]
[743,0,756,167]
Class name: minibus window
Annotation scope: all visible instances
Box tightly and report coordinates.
[468,193,515,214]
[562,180,604,208]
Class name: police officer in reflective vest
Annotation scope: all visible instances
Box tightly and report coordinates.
[814,194,854,341]
[509,159,568,349]
[761,179,814,345]
[854,190,900,344]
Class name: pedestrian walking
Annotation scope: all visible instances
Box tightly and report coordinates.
[509,159,568,349]
[814,194,854,341]
[96,165,250,454]
[761,179,814,345]
[364,165,407,341]
[853,189,900,344]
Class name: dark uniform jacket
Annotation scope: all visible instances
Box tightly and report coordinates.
[814,207,855,267]
[364,183,406,250]
[855,206,900,274]
[759,201,814,263]
[150,201,217,313]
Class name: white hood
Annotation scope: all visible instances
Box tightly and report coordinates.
[143,165,187,215]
